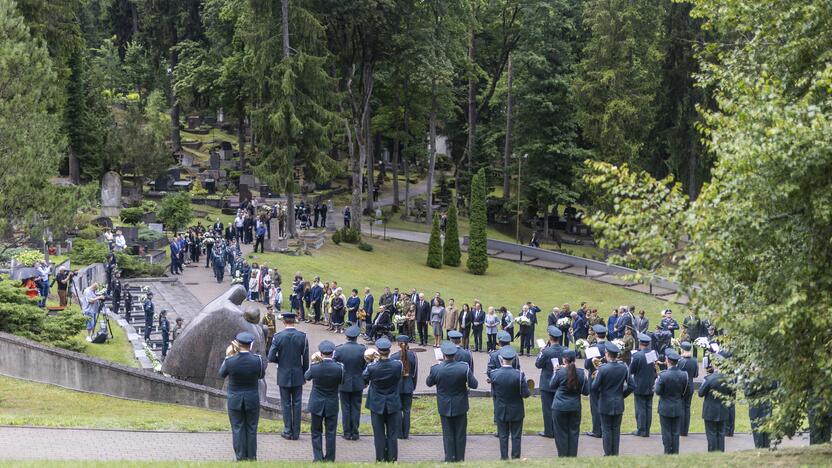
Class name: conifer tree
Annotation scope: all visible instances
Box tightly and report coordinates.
[443,202,461,266]
[467,168,488,275]
[426,211,443,269]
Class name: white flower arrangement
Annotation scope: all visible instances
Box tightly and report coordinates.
[694,337,710,349]
[612,339,626,349]
[143,343,162,372]
[556,317,572,328]
[670,337,681,350]
[515,316,532,327]
[393,314,406,325]
[575,339,589,351]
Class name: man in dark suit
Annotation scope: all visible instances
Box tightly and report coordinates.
[584,324,608,438]
[535,326,565,438]
[591,342,634,456]
[304,340,344,461]
[310,277,324,323]
[629,333,657,437]
[415,293,430,346]
[614,306,634,339]
[363,287,374,325]
[363,338,403,462]
[213,218,224,235]
[219,332,266,461]
[334,326,366,441]
[390,335,418,439]
[449,330,473,372]
[745,374,776,449]
[678,341,699,436]
[633,310,650,334]
[471,302,486,352]
[426,341,479,462]
[490,346,531,459]
[654,350,688,454]
[267,312,309,440]
[699,355,735,452]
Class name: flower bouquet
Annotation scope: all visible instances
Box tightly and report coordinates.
[612,339,626,349]
[515,316,532,327]
[575,339,589,352]
[694,337,710,349]
[670,337,681,350]
[556,317,572,328]
[231,274,244,285]
[393,314,406,326]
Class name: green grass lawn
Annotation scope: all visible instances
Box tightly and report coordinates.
[72,319,139,368]
[248,237,671,342]
[0,373,749,435]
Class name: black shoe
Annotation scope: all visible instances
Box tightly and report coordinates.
[584,432,601,438]
[281,434,292,440]
[630,431,640,436]
[537,432,554,438]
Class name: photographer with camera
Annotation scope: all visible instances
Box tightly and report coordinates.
[55,267,73,307]
[81,282,106,342]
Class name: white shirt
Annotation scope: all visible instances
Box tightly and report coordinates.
[114,235,126,249]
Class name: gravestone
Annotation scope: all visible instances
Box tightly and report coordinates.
[325,200,336,231]
[209,152,220,171]
[218,141,233,160]
[168,167,182,181]
[187,115,201,129]
[154,174,170,191]
[204,178,216,194]
[172,180,193,191]
[267,218,289,251]
[180,153,194,167]
[259,185,272,197]
[239,173,256,188]
[100,171,122,217]
[147,223,164,232]
[238,184,252,203]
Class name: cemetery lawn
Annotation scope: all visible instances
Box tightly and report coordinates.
[72,320,139,368]
[1,445,828,467]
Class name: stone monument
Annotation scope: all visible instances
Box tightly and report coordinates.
[267,218,289,252]
[325,200,336,231]
[209,152,221,171]
[161,286,266,390]
[101,171,122,217]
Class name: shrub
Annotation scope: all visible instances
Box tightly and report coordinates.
[339,227,361,244]
[0,282,85,351]
[426,212,443,269]
[12,249,45,266]
[358,242,373,252]
[114,252,166,278]
[443,203,461,267]
[140,200,157,213]
[191,178,208,196]
[157,192,193,233]
[119,207,144,226]
[467,168,488,275]
[77,225,100,240]
[137,228,165,242]
[69,239,109,265]
[332,230,342,245]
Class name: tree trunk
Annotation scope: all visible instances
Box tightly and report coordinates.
[466,23,477,176]
[376,133,385,185]
[282,0,296,237]
[391,139,400,207]
[404,150,410,217]
[349,61,373,229]
[237,107,246,171]
[130,1,139,36]
[366,116,374,213]
[503,53,513,201]
[426,86,438,224]
[68,150,80,185]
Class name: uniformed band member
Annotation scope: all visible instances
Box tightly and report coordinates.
[490,346,531,459]
[426,341,479,462]
[591,342,634,456]
[267,312,309,440]
[584,324,608,438]
[699,354,735,452]
[535,326,565,438]
[487,331,520,379]
[143,291,155,341]
[654,349,688,454]
[629,333,657,437]
[304,340,344,462]
[744,374,775,449]
[363,338,403,462]
[334,326,366,440]
[449,330,474,372]
[551,349,589,457]
[219,332,266,461]
[390,335,418,439]
[677,341,699,436]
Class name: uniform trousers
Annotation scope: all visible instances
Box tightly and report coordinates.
[540,390,555,437]
[681,392,693,435]
[634,394,653,436]
[228,400,260,461]
[553,409,581,457]
[311,411,337,461]
[496,419,523,459]
[339,391,362,438]
[589,392,601,436]
[371,411,400,461]
[399,393,413,438]
[600,413,623,455]
[705,420,726,452]
[749,404,771,448]
[279,385,302,439]
[660,415,681,454]
[440,414,468,462]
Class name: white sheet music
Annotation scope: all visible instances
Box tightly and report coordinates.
[536,339,546,348]
[433,348,443,361]
[645,350,659,364]
[586,346,601,359]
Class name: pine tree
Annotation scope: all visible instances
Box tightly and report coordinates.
[467,168,488,275]
[443,202,461,266]
[426,211,443,269]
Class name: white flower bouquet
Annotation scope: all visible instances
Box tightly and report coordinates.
[556,317,572,328]
[515,316,532,327]
[670,337,681,350]
[575,339,589,351]
[694,337,710,349]
[393,314,406,325]
[612,339,625,349]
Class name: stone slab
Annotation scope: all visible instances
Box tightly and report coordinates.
[626,283,675,296]
[561,266,606,277]
[526,259,571,270]
[493,252,537,263]
[595,274,638,287]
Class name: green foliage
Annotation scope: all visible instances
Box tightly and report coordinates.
[136,228,165,242]
[442,203,461,267]
[12,249,45,267]
[337,228,362,244]
[358,242,373,252]
[140,200,157,213]
[119,207,144,226]
[467,168,488,275]
[426,211,443,269]
[113,100,169,190]
[191,178,208,196]
[76,225,100,240]
[0,282,85,352]
[331,230,342,245]
[157,192,193,233]
[68,239,108,265]
[114,252,165,278]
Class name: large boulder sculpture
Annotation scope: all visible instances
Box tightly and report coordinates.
[162,285,266,390]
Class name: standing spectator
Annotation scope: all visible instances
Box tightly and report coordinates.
[347,289,361,326]
[443,299,458,340]
[517,305,534,356]
[142,291,155,341]
[471,301,485,352]
[261,269,273,306]
[500,307,514,342]
[330,288,346,334]
[319,202,328,228]
[169,239,181,275]
[103,229,114,250]
[82,282,105,341]
[363,287,374,327]
[105,252,117,292]
[310,278,324,323]
[661,310,680,336]
[111,272,122,315]
[458,304,472,350]
[113,230,127,251]
[634,310,650,334]
[572,310,588,344]
[248,265,260,301]
[254,221,266,253]
[343,207,351,229]
[234,213,244,242]
[172,317,185,343]
[485,307,499,352]
[55,266,70,307]
[607,309,619,339]
[36,261,50,307]
[430,298,445,347]
[415,293,430,346]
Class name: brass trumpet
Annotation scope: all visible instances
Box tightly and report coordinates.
[311,351,324,365]
[226,340,240,357]
[364,348,380,363]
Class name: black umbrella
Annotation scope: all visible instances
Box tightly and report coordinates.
[11,267,40,281]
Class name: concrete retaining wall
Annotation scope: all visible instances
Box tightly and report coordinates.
[0,332,280,418]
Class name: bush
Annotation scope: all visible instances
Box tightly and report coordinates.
[467,168,489,275]
[191,178,208,196]
[119,207,144,226]
[426,212,443,269]
[358,242,373,252]
[0,282,85,351]
[339,227,362,244]
[68,239,109,265]
[443,203,461,267]
[137,228,166,242]
[77,225,100,240]
[332,230,342,244]
[140,200,157,213]
[114,252,166,278]
[157,192,193,233]
[12,249,45,266]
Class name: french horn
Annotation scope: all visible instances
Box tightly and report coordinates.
[364,348,380,363]
[311,351,324,365]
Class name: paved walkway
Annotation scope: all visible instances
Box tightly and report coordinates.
[0,426,807,461]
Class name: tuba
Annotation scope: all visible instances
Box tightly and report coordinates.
[399,342,410,377]
[226,340,240,357]
[311,351,324,365]
[364,348,380,363]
